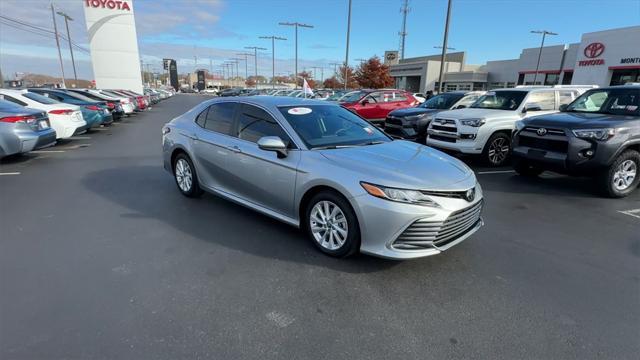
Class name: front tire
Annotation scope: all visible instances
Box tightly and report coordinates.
[305,191,360,258]
[599,150,639,198]
[482,132,511,167]
[173,153,203,198]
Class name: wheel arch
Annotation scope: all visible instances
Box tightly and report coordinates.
[297,184,358,230]
[607,140,640,165]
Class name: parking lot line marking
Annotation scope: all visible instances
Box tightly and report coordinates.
[476,170,516,175]
[70,136,91,140]
[0,172,21,176]
[30,150,65,153]
[619,209,640,219]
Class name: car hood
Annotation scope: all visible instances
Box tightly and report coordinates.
[525,112,636,128]
[436,107,516,120]
[319,140,475,190]
[388,107,442,117]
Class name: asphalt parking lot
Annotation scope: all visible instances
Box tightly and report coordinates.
[1,94,638,360]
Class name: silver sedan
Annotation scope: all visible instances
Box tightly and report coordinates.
[162,96,484,259]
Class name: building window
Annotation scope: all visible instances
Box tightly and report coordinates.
[473,82,485,91]
[544,73,559,86]
[506,82,516,88]
[446,84,458,92]
[610,69,640,86]
[489,82,503,90]
[561,71,573,85]
[517,73,525,85]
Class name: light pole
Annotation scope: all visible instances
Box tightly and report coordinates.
[245,46,266,89]
[437,0,453,94]
[259,35,287,89]
[279,22,313,88]
[50,3,66,88]
[531,30,558,85]
[56,10,77,85]
[344,0,352,90]
[237,53,253,85]
[231,58,244,86]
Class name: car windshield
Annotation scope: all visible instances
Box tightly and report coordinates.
[326,92,345,101]
[64,91,96,102]
[278,105,391,149]
[566,88,640,116]
[23,92,60,105]
[471,90,527,110]
[339,91,366,103]
[419,93,464,109]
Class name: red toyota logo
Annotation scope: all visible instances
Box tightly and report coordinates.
[584,42,605,58]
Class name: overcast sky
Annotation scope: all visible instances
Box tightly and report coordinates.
[1,0,639,80]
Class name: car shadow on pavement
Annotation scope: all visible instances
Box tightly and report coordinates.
[82,165,410,274]
[481,172,607,198]
[0,153,38,165]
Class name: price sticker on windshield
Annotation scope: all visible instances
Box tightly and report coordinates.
[363,127,374,135]
[288,107,312,115]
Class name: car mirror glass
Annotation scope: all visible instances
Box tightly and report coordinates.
[559,104,568,112]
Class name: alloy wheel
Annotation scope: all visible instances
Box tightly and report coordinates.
[488,137,510,165]
[309,201,348,251]
[175,158,193,192]
[612,159,637,191]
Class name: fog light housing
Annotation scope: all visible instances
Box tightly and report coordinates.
[460,134,476,140]
[579,149,595,158]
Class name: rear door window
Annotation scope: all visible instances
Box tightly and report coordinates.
[204,102,237,135]
[392,92,408,102]
[526,91,556,110]
[0,95,27,106]
[558,91,578,105]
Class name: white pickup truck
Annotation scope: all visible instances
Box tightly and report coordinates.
[426,86,595,166]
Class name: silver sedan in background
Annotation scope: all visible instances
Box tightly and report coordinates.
[162,96,484,259]
[0,99,57,158]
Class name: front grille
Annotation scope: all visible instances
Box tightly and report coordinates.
[429,134,456,143]
[393,200,483,250]
[385,116,403,126]
[518,135,568,153]
[431,124,455,132]
[523,126,565,136]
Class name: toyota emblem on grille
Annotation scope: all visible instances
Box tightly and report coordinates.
[537,128,548,136]
[464,188,475,202]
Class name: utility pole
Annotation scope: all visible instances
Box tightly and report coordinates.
[237,52,254,86]
[51,3,66,88]
[279,22,313,88]
[310,66,322,83]
[245,46,266,89]
[399,0,410,59]
[231,57,244,85]
[330,62,341,77]
[56,10,77,85]
[437,0,452,94]
[259,35,287,89]
[344,0,352,90]
[531,30,558,85]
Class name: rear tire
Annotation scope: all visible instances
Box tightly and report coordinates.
[305,191,360,258]
[482,132,511,167]
[173,153,203,198]
[513,159,544,177]
[598,150,639,198]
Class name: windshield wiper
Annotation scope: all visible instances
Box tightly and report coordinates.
[312,145,358,150]
[356,141,386,146]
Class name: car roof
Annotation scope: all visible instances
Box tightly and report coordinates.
[0,88,28,96]
[216,96,335,108]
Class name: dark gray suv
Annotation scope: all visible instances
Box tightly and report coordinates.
[512,85,640,198]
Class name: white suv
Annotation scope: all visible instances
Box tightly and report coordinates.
[426,86,594,166]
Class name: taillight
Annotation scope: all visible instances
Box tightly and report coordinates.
[0,115,36,123]
[106,102,115,109]
[85,105,100,111]
[48,109,74,115]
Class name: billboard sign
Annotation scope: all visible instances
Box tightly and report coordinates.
[169,60,179,91]
[84,0,142,93]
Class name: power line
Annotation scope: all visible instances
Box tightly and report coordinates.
[0,15,89,53]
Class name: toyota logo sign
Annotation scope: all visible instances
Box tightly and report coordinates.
[584,42,605,58]
[537,128,548,136]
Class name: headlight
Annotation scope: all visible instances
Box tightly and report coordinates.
[572,128,615,141]
[515,120,525,131]
[460,118,485,127]
[360,182,440,207]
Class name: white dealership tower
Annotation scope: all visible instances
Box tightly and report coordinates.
[83,0,143,93]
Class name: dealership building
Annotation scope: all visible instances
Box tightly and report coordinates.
[389,26,640,93]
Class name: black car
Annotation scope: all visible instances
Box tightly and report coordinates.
[384,91,483,142]
[512,85,640,198]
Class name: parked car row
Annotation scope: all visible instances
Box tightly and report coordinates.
[0,87,173,158]
[377,85,638,198]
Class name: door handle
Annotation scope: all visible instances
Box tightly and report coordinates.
[229,145,242,153]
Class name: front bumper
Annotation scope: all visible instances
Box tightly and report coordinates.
[351,189,484,259]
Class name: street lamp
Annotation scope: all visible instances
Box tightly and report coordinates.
[531,30,558,85]
[344,0,353,90]
[259,35,287,89]
[56,10,77,84]
[279,22,313,88]
[245,46,267,89]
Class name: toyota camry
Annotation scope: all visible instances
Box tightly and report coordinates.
[162,97,484,259]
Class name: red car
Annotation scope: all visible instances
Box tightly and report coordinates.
[340,89,418,125]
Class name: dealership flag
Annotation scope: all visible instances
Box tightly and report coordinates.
[303,78,313,98]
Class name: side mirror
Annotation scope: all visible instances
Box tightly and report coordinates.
[454,104,467,109]
[257,136,288,158]
[523,104,542,113]
[361,99,370,106]
[559,104,568,112]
